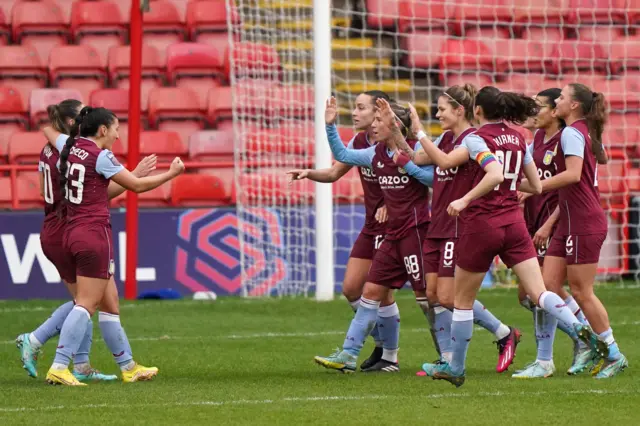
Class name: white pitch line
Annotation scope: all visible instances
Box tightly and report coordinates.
[3,321,640,346]
[0,389,636,414]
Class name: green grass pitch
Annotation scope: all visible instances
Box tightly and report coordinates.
[1,287,638,425]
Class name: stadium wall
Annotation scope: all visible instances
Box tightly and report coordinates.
[0,207,366,299]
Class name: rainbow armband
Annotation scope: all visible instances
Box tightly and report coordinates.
[475,151,497,169]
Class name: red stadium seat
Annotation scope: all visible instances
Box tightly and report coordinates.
[547,40,608,75]
[138,130,186,161]
[0,86,27,152]
[464,27,511,40]
[454,0,514,35]
[597,159,629,194]
[171,174,233,206]
[0,173,43,209]
[143,0,186,62]
[609,35,640,74]
[11,2,70,63]
[397,0,452,33]
[492,38,552,74]
[602,124,638,151]
[8,131,43,164]
[440,38,493,75]
[206,86,232,127]
[71,1,127,64]
[110,175,173,207]
[402,30,447,70]
[337,126,356,143]
[568,0,627,26]
[207,80,278,127]
[273,84,314,120]
[521,26,566,42]
[367,0,400,29]
[147,87,205,143]
[188,129,234,163]
[89,88,130,113]
[29,88,83,127]
[48,45,107,102]
[334,168,365,204]
[225,42,280,80]
[0,45,47,110]
[494,73,548,95]
[240,171,313,206]
[0,8,8,44]
[243,125,314,168]
[603,75,640,111]
[107,45,164,110]
[442,72,493,89]
[166,42,227,107]
[512,0,570,27]
[0,0,14,23]
[186,0,238,41]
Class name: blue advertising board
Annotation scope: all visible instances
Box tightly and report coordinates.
[0,207,365,299]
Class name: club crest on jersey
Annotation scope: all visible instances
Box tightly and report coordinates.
[377,161,384,169]
[398,167,407,174]
[543,150,554,165]
[107,152,121,167]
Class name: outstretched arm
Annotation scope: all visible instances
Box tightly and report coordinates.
[287,161,352,184]
[100,152,185,194]
[325,123,375,167]
[107,154,158,199]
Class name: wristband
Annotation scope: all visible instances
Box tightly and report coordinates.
[416,130,427,141]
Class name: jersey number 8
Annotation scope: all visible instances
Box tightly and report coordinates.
[64,163,85,204]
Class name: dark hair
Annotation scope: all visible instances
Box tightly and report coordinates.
[46,99,82,134]
[59,107,117,206]
[536,88,566,128]
[475,86,539,124]
[388,102,412,137]
[362,90,391,104]
[441,84,478,123]
[568,83,607,156]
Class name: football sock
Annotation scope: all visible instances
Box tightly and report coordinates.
[349,298,382,346]
[535,307,556,362]
[433,304,453,357]
[416,297,440,354]
[52,306,91,367]
[343,297,380,357]
[377,303,400,363]
[450,308,474,376]
[99,312,134,369]
[472,300,510,340]
[73,318,93,367]
[538,291,579,340]
[31,301,75,350]
[565,295,589,325]
[598,328,621,361]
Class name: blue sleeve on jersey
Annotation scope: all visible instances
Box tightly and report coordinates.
[432,133,444,148]
[459,134,489,159]
[346,136,355,150]
[404,161,435,187]
[96,150,125,179]
[55,134,69,153]
[560,126,585,158]
[524,145,534,165]
[326,124,374,167]
[38,161,44,172]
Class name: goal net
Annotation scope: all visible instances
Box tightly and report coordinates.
[227,0,638,296]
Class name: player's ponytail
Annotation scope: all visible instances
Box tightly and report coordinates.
[47,99,83,134]
[442,84,477,123]
[476,86,538,124]
[568,83,608,164]
[58,106,91,208]
[389,103,412,137]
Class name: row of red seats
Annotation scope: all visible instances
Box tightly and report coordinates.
[368,0,640,33]
[0,41,279,108]
[1,0,241,67]
[0,167,369,209]
[0,0,232,23]
[403,33,640,76]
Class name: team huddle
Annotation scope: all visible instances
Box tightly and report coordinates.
[16,101,185,386]
[289,83,629,385]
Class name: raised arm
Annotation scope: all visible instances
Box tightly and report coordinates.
[99,151,184,194]
[325,123,375,168]
[107,154,158,199]
[287,161,352,184]
[42,127,68,153]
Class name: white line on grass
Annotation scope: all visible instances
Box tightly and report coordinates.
[3,321,640,346]
[0,389,636,414]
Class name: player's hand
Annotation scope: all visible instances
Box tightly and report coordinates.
[325,97,338,125]
[533,224,552,250]
[375,205,388,223]
[286,169,309,183]
[133,154,157,178]
[169,157,185,176]
[517,191,532,204]
[447,197,469,216]
[407,103,424,135]
[376,98,398,129]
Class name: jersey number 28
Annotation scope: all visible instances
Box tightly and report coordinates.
[64,163,85,204]
[494,150,522,191]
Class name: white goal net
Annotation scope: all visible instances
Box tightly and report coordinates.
[227,0,639,296]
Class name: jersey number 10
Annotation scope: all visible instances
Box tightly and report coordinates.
[494,150,522,191]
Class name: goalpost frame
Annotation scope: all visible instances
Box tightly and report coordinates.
[313,0,335,301]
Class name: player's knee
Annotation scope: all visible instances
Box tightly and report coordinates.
[361,282,385,301]
[341,283,362,302]
[567,284,592,304]
[425,286,438,304]
[438,293,454,309]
